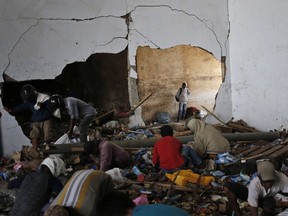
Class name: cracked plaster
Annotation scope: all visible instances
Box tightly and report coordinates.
[0,0,231,156]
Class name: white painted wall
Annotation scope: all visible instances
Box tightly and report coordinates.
[0,0,230,157]
[229,0,288,131]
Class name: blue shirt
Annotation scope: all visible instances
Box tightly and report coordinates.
[11,100,53,122]
[133,204,190,216]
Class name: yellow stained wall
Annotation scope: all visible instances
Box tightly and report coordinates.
[136,45,222,123]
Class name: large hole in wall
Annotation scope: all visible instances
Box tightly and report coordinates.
[136,45,223,123]
[56,47,130,113]
[1,48,130,142]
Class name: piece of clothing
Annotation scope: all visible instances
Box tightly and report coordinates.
[177,102,187,121]
[64,97,97,120]
[187,119,230,157]
[9,171,63,216]
[224,182,249,201]
[78,114,95,143]
[152,136,184,171]
[34,92,50,110]
[175,87,191,104]
[49,170,115,216]
[30,119,52,141]
[132,204,190,216]
[248,171,288,207]
[99,140,130,171]
[11,100,53,122]
[181,145,202,167]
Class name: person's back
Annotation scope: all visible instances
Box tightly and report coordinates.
[153,136,184,170]
[50,169,115,216]
[9,171,52,216]
[152,125,184,172]
[65,97,97,119]
[99,140,130,171]
[187,119,230,156]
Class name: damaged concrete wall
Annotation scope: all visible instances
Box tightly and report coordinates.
[229,0,288,131]
[0,0,230,156]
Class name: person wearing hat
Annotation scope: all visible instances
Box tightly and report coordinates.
[224,161,288,216]
[186,118,230,158]
[4,84,53,150]
[9,156,64,216]
[83,139,130,172]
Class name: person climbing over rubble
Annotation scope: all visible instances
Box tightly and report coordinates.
[4,84,53,150]
[9,156,65,216]
[96,190,190,216]
[83,139,131,172]
[224,160,288,216]
[47,94,97,143]
[186,118,230,158]
[152,125,202,174]
[175,82,191,122]
[45,169,115,216]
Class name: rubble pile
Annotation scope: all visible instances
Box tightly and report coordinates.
[1,118,288,216]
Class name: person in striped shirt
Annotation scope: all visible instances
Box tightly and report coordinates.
[45,169,115,216]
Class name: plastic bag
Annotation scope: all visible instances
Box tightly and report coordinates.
[156,112,171,124]
[105,168,125,182]
[54,134,71,144]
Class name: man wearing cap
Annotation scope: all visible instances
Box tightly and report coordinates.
[224,161,288,216]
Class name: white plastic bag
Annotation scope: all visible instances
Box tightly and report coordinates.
[54,134,71,144]
[105,168,125,182]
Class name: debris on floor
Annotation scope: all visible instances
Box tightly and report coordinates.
[1,118,288,216]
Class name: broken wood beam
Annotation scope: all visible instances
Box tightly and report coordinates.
[45,132,279,154]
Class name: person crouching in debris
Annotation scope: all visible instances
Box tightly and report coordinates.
[4,84,53,150]
[83,139,131,172]
[47,94,97,143]
[152,125,203,174]
[45,169,115,216]
[9,156,65,216]
[186,118,230,158]
[224,161,288,216]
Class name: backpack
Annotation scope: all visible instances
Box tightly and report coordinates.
[175,88,182,102]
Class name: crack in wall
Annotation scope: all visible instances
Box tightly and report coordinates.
[128,4,229,56]
[20,14,122,22]
[129,29,160,48]
[225,0,231,57]
[3,20,40,74]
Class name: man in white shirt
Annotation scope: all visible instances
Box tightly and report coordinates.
[224,161,288,216]
[175,82,191,122]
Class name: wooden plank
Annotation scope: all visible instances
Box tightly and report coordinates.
[240,146,261,156]
[269,145,288,158]
[201,105,226,125]
[261,145,283,156]
[245,145,274,157]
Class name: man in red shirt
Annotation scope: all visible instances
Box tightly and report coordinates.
[152,125,185,173]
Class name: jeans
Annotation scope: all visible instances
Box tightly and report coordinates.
[177,102,187,121]
[161,165,184,174]
[181,145,202,167]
